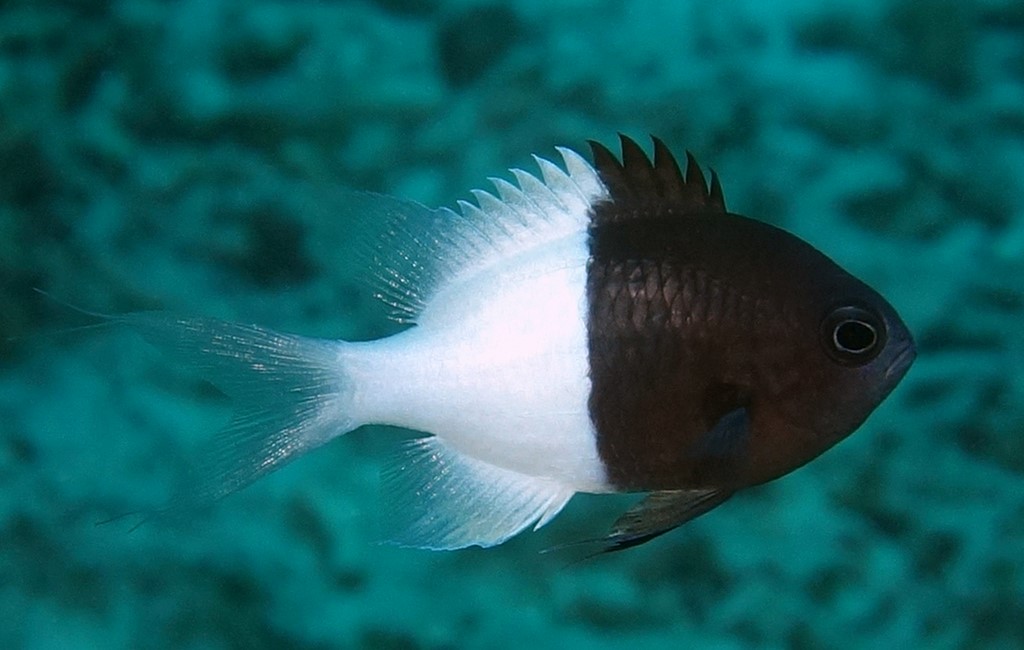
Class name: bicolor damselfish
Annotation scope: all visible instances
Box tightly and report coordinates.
[115,136,915,552]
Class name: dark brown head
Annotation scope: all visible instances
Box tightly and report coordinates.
[586,136,916,491]
[706,213,916,485]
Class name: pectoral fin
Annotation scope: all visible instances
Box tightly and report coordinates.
[596,407,745,552]
[692,407,750,460]
[599,488,732,553]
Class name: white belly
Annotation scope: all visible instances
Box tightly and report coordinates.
[343,231,609,492]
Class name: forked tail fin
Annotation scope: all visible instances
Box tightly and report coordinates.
[116,312,356,512]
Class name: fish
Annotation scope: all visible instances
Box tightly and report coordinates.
[111,135,916,552]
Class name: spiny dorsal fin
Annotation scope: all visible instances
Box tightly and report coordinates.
[588,134,726,223]
[363,147,607,323]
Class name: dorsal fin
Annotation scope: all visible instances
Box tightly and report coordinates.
[588,134,726,224]
[363,148,608,323]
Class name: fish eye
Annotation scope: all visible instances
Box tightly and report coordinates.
[821,305,885,365]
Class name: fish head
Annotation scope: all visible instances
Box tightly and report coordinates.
[742,242,916,484]
[582,136,917,493]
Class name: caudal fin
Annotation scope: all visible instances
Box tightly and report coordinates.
[117,312,356,513]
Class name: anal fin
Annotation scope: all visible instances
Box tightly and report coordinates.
[383,437,574,550]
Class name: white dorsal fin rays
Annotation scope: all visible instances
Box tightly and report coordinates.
[382,437,575,550]
[365,148,608,322]
[489,177,540,227]
[511,168,567,216]
[533,155,590,216]
[557,146,606,199]
[468,190,521,237]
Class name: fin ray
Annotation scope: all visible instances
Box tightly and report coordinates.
[117,313,355,510]
[600,488,732,553]
[588,135,728,222]
[367,152,607,322]
[533,154,587,215]
[558,146,606,199]
[382,437,574,550]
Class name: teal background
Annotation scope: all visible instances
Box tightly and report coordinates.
[3,0,1023,648]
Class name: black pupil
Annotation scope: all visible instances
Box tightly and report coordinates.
[834,320,876,354]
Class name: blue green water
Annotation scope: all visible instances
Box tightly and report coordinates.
[3,1,1023,648]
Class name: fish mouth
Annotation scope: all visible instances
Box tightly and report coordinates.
[884,343,916,381]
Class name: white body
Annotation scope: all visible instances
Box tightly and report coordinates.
[343,231,608,492]
[133,147,613,549]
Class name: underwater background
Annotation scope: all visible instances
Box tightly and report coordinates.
[2,0,1023,648]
